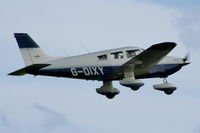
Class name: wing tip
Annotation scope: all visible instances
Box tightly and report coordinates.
[8,72,26,76]
[8,64,51,76]
[151,42,177,50]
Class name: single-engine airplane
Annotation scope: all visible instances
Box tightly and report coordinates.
[9,33,190,99]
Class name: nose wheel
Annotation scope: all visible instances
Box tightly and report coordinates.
[164,90,174,95]
[153,78,177,95]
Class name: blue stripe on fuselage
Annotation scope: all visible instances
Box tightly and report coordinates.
[137,64,182,79]
[29,64,182,80]
[32,66,118,80]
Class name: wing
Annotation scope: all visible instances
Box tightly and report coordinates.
[8,64,51,76]
[110,42,177,79]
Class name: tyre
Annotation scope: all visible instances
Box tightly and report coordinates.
[131,87,140,91]
[106,94,115,99]
[164,90,174,95]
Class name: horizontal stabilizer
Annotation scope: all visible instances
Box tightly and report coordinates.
[8,64,51,76]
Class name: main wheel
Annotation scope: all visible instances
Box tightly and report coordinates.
[106,94,115,99]
[164,90,174,95]
[130,87,140,91]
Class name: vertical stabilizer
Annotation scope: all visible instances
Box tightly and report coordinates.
[14,33,55,66]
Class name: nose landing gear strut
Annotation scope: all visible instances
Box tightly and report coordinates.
[153,78,177,95]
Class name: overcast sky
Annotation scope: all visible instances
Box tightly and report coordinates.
[0,0,200,133]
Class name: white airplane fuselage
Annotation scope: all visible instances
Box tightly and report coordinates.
[29,47,187,81]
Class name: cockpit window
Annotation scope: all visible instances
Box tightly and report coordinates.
[111,51,123,59]
[126,50,140,58]
[98,54,107,60]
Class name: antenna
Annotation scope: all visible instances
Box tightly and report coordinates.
[80,44,90,54]
[59,48,70,56]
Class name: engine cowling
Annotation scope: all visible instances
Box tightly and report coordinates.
[153,82,177,95]
[120,78,144,91]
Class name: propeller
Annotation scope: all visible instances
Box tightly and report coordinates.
[183,52,190,62]
[182,52,190,66]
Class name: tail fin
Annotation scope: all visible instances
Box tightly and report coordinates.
[14,33,55,66]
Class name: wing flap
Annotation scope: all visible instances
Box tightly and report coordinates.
[8,64,51,76]
[111,42,177,78]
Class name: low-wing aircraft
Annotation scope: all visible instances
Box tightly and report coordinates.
[9,33,190,99]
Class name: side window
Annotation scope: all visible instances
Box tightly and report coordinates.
[126,50,136,58]
[111,51,123,59]
[98,54,107,61]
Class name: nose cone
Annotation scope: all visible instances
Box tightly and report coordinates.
[182,60,191,66]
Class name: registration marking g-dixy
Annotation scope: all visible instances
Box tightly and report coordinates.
[71,67,104,76]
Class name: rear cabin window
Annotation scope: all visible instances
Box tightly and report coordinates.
[111,51,123,59]
[98,54,107,60]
